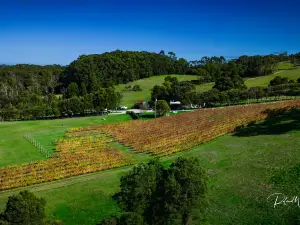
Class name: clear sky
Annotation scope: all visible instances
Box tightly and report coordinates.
[1,0,300,65]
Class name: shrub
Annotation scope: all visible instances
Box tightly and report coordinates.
[155,100,170,117]
[269,76,289,86]
[132,85,142,91]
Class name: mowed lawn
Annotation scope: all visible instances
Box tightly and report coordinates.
[0,109,300,224]
[0,114,132,167]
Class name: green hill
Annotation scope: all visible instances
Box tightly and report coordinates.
[276,61,295,70]
[115,66,300,107]
[195,67,300,93]
[115,74,199,106]
[116,67,300,107]
[245,67,300,87]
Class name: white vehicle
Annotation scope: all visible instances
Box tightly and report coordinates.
[120,106,128,110]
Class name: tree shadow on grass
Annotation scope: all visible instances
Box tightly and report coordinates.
[234,108,300,137]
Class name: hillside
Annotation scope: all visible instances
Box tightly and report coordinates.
[276,61,296,70]
[245,67,300,87]
[115,67,300,107]
[195,67,300,93]
[114,74,199,106]
[1,105,300,224]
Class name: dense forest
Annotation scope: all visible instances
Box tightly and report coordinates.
[62,50,190,93]
[0,50,300,120]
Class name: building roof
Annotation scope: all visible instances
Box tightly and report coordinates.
[170,101,181,105]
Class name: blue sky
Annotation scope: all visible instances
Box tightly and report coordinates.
[1,0,300,65]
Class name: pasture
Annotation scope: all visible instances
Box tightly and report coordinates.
[0,114,132,167]
[196,67,300,93]
[276,61,295,70]
[114,74,199,106]
[114,68,300,107]
[1,102,300,224]
[245,67,300,87]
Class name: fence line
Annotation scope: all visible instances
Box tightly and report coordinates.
[23,133,52,158]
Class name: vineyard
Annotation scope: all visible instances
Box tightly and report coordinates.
[1,100,300,191]
[0,131,134,191]
[75,100,300,156]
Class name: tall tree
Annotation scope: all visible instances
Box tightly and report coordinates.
[66,82,79,98]
[113,157,208,225]
[155,100,171,117]
[1,190,46,225]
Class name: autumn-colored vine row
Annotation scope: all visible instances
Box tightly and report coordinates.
[0,134,133,191]
[91,100,300,156]
[1,100,299,191]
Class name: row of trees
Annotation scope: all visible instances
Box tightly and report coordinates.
[0,88,120,120]
[150,75,300,108]
[188,52,300,83]
[199,82,300,107]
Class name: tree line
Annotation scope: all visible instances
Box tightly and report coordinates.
[1,50,300,120]
[0,87,120,121]
[188,52,300,83]
[151,75,300,109]
[198,79,300,107]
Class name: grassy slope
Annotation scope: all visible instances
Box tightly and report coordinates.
[0,114,132,167]
[115,74,199,106]
[276,61,295,70]
[114,67,300,107]
[196,67,300,93]
[1,109,300,224]
[245,68,300,87]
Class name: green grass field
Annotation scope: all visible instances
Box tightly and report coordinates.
[114,67,300,107]
[276,61,295,70]
[0,114,132,167]
[245,68,300,87]
[1,109,300,224]
[195,67,300,93]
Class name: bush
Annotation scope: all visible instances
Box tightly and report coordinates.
[132,85,142,91]
[155,100,170,117]
[269,76,289,86]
